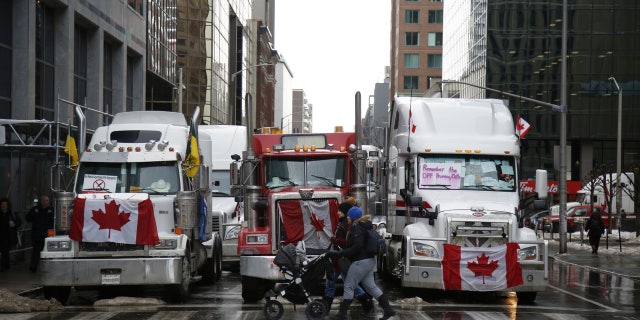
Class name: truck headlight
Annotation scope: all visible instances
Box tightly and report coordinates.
[518,246,537,260]
[246,234,268,244]
[412,242,439,258]
[47,240,72,251]
[225,226,240,240]
[154,239,178,250]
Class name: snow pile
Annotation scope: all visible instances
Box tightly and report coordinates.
[0,289,64,313]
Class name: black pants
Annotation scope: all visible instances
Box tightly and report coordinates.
[588,235,601,253]
[0,238,10,270]
[30,239,44,271]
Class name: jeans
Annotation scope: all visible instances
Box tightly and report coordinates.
[325,269,366,298]
[343,258,383,300]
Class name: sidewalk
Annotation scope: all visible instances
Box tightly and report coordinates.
[0,249,41,296]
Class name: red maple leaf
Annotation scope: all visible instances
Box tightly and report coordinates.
[91,200,131,239]
[467,252,499,284]
[310,212,325,232]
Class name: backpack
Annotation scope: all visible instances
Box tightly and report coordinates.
[365,229,386,256]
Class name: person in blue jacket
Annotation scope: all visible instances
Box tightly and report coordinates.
[328,206,396,320]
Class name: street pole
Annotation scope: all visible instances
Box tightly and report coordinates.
[610,76,622,252]
[229,63,278,126]
[559,0,568,254]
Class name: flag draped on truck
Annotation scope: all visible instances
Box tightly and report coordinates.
[442,243,523,291]
[69,198,159,245]
[184,121,200,178]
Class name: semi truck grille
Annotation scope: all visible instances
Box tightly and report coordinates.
[80,242,143,252]
[449,220,509,248]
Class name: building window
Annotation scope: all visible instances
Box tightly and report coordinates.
[428,32,443,46]
[428,0,442,2]
[405,32,419,46]
[128,0,144,15]
[74,25,87,105]
[404,54,419,68]
[427,54,442,68]
[0,0,11,118]
[403,76,419,90]
[35,3,55,121]
[428,10,443,24]
[103,43,113,124]
[405,10,420,24]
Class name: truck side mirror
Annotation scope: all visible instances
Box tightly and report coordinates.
[533,199,547,210]
[407,196,423,207]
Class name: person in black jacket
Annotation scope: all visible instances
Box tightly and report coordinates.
[328,206,396,320]
[25,195,54,272]
[1,198,22,271]
[584,212,605,254]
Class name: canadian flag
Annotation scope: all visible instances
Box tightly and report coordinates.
[69,198,159,245]
[442,243,523,291]
[278,199,338,250]
[516,114,531,139]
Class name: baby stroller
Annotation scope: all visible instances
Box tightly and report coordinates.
[263,242,331,320]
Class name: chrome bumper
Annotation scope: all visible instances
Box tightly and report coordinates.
[40,257,183,286]
[240,255,285,281]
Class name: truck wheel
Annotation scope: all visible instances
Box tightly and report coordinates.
[242,276,273,302]
[215,236,223,280]
[43,286,71,305]
[168,256,191,302]
[516,291,537,304]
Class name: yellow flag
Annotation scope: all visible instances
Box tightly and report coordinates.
[64,134,79,166]
[184,123,200,178]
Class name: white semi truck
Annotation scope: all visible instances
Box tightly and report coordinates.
[41,107,222,303]
[380,97,548,303]
[198,125,247,263]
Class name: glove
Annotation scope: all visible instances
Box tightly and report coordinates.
[327,250,342,259]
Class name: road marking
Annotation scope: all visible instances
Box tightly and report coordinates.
[548,284,619,312]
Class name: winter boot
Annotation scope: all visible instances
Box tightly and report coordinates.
[331,299,353,320]
[357,293,374,315]
[377,294,396,320]
[322,296,334,312]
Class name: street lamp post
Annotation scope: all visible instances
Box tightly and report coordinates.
[609,76,622,252]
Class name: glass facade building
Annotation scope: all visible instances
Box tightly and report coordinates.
[443,0,639,182]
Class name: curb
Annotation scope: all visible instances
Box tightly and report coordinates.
[550,255,640,280]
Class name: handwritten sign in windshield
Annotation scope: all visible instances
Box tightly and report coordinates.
[419,162,462,188]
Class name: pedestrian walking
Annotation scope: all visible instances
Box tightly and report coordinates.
[328,206,396,320]
[1,198,22,271]
[322,198,373,314]
[584,211,605,254]
[25,195,54,272]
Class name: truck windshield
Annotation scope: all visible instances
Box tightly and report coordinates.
[75,161,180,194]
[417,154,516,191]
[265,156,346,188]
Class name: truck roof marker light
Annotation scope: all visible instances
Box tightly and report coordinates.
[265,147,271,153]
[169,147,175,152]
[504,150,511,154]
[474,149,481,153]
[127,147,133,152]
[311,145,316,152]
[106,140,118,151]
[273,144,285,151]
[455,149,462,153]
[94,141,106,151]
[303,145,308,152]
[145,140,156,151]
[135,147,141,152]
[118,146,124,152]
[340,146,345,152]
[294,145,300,152]
[424,148,431,152]
[465,149,472,153]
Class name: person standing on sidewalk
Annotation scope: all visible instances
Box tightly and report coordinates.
[25,195,54,272]
[1,198,22,271]
[328,206,396,320]
[585,211,605,254]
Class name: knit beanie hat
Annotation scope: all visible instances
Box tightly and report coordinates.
[338,201,353,215]
[347,206,363,221]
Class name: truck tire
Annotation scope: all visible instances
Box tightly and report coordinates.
[43,286,71,305]
[516,291,537,304]
[215,236,223,280]
[242,276,273,302]
[202,236,223,284]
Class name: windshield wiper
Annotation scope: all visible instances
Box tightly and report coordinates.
[311,175,340,187]
[421,184,450,189]
[267,176,297,189]
[82,188,112,192]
